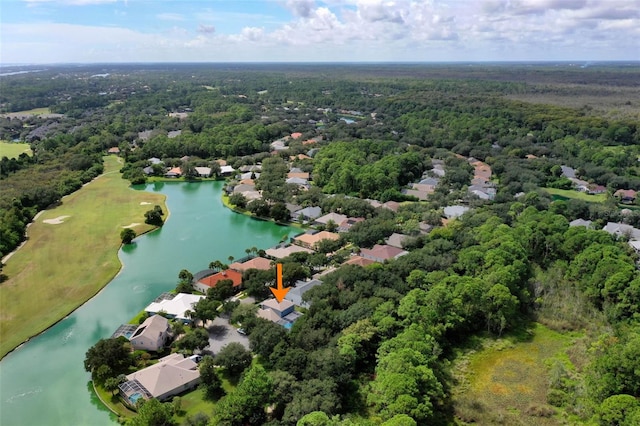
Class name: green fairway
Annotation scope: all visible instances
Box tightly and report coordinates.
[0,156,166,358]
[543,187,607,203]
[0,140,32,158]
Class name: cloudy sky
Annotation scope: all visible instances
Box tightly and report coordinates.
[1,0,639,64]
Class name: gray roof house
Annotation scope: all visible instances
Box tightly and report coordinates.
[129,315,170,352]
[292,206,322,221]
[569,219,593,228]
[602,222,640,240]
[285,279,322,308]
[385,233,409,249]
[119,353,200,405]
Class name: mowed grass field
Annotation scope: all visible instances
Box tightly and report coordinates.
[543,187,608,203]
[0,140,32,158]
[0,155,166,358]
[452,323,577,425]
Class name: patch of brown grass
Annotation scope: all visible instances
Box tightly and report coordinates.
[452,323,578,425]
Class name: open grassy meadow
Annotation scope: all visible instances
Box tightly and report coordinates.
[543,187,608,203]
[0,156,166,358]
[0,140,32,158]
[452,323,579,425]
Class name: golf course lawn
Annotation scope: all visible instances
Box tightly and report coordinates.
[0,155,166,359]
[0,140,32,158]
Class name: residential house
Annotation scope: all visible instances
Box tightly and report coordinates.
[385,233,408,249]
[107,147,120,154]
[167,130,182,138]
[343,255,376,267]
[257,298,302,327]
[569,219,593,228]
[337,217,364,232]
[444,205,470,219]
[381,201,400,212]
[148,157,163,165]
[285,279,322,308]
[602,222,640,240]
[193,269,243,294]
[315,212,348,227]
[220,165,236,176]
[360,244,408,263]
[402,188,429,201]
[291,206,322,222]
[165,167,182,178]
[286,177,310,189]
[265,244,314,259]
[293,231,340,250]
[291,132,303,140]
[129,315,170,352]
[194,167,212,178]
[144,293,205,323]
[287,172,310,180]
[561,165,577,179]
[614,189,637,203]
[229,257,272,272]
[119,353,200,406]
[588,185,607,195]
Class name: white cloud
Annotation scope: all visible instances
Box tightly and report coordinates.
[157,13,185,21]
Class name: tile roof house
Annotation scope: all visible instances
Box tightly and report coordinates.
[229,257,272,272]
[293,231,340,250]
[343,255,376,267]
[107,147,120,154]
[265,245,314,259]
[194,269,243,294]
[119,353,200,405]
[291,132,303,139]
[257,298,302,327]
[129,315,170,352]
[614,189,637,203]
[360,244,408,263]
[337,217,364,232]
[165,167,182,178]
[287,172,311,180]
[144,293,205,323]
[315,212,348,226]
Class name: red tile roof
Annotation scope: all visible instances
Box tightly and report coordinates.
[291,132,303,139]
[198,269,243,288]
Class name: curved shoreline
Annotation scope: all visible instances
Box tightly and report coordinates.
[0,167,168,360]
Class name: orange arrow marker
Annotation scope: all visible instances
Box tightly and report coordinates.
[270,263,290,302]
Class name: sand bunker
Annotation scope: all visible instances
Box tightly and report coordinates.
[43,215,70,225]
[140,202,152,205]
[122,223,140,228]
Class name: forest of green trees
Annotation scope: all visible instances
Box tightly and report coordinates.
[2,63,639,425]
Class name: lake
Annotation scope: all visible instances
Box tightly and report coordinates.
[0,181,294,426]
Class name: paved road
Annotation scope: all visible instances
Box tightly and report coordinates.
[207,316,250,354]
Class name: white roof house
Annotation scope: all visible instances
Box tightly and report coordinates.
[220,165,235,175]
[130,315,170,352]
[119,353,200,404]
[194,167,212,177]
[144,293,205,323]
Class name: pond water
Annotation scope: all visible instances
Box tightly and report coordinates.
[0,181,294,426]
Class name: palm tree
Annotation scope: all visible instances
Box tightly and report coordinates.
[208,260,224,271]
[228,255,235,263]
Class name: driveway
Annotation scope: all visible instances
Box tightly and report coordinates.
[207,316,250,354]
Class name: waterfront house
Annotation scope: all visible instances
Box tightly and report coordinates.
[144,293,205,323]
[119,353,200,406]
[129,315,169,352]
[193,269,243,294]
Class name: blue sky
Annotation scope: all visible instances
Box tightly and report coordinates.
[1,0,639,64]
